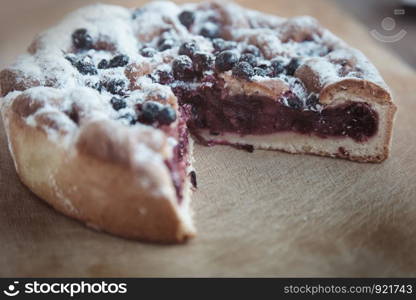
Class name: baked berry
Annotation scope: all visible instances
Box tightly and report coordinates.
[75,60,97,75]
[199,22,220,39]
[193,52,214,74]
[285,93,303,109]
[118,113,136,125]
[72,29,93,50]
[239,53,257,67]
[253,67,268,77]
[110,97,127,111]
[83,78,100,91]
[232,61,254,80]
[140,46,157,57]
[157,106,177,125]
[270,59,285,76]
[243,45,261,57]
[178,10,195,29]
[178,41,199,58]
[157,37,175,51]
[286,58,300,76]
[306,94,319,108]
[65,54,77,65]
[212,38,237,52]
[189,171,197,188]
[154,70,174,84]
[97,59,109,69]
[108,54,129,68]
[104,79,126,96]
[140,101,162,123]
[215,50,239,72]
[172,55,195,81]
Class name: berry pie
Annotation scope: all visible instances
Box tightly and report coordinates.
[0,1,397,243]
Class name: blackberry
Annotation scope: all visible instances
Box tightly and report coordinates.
[172,55,195,81]
[178,41,199,58]
[65,54,77,65]
[286,93,303,109]
[157,106,177,125]
[193,52,214,74]
[72,29,93,50]
[212,38,237,52]
[286,58,300,76]
[154,70,174,84]
[140,46,157,57]
[97,59,109,69]
[306,94,319,108]
[118,113,136,125]
[239,53,257,67]
[104,79,127,96]
[84,77,102,90]
[108,54,129,68]
[110,97,127,111]
[215,50,239,72]
[270,59,285,76]
[199,22,220,39]
[178,10,195,29]
[140,101,162,123]
[253,67,268,77]
[243,45,261,57]
[232,61,254,80]
[189,171,197,188]
[157,37,176,51]
[75,60,97,75]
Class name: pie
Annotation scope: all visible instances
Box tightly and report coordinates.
[0,1,397,243]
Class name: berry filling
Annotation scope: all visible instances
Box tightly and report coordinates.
[176,79,379,143]
[164,107,190,203]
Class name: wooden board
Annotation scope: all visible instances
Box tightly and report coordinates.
[1,0,416,277]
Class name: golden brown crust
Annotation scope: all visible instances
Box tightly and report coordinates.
[2,104,195,244]
[320,79,392,105]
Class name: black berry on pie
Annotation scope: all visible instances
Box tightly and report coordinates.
[270,59,285,76]
[157,106,177,125]
[108,55,129,68]
[72,29,93,50]
[172,55,195,80]
[193,52,214,74]
[104,79,127,96]
[253,67,268,77]
[215,50,239,72]
[178,10,195,29]
[75,59,97,75]
[232,61,254,80]
[243,45,261,57]
[199,22,220,39]
[157,33,176,51]
[140,46,157,57]
[97,59,109,69]
[285,58,301,76]
[178,41,199,58]
[239,53,258,67]
[110,97,127,111]
[212,38,237,52]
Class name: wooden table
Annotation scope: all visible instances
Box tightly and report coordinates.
[1,0,416,277]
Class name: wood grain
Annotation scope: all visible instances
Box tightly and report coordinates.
[0,0,415,277]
